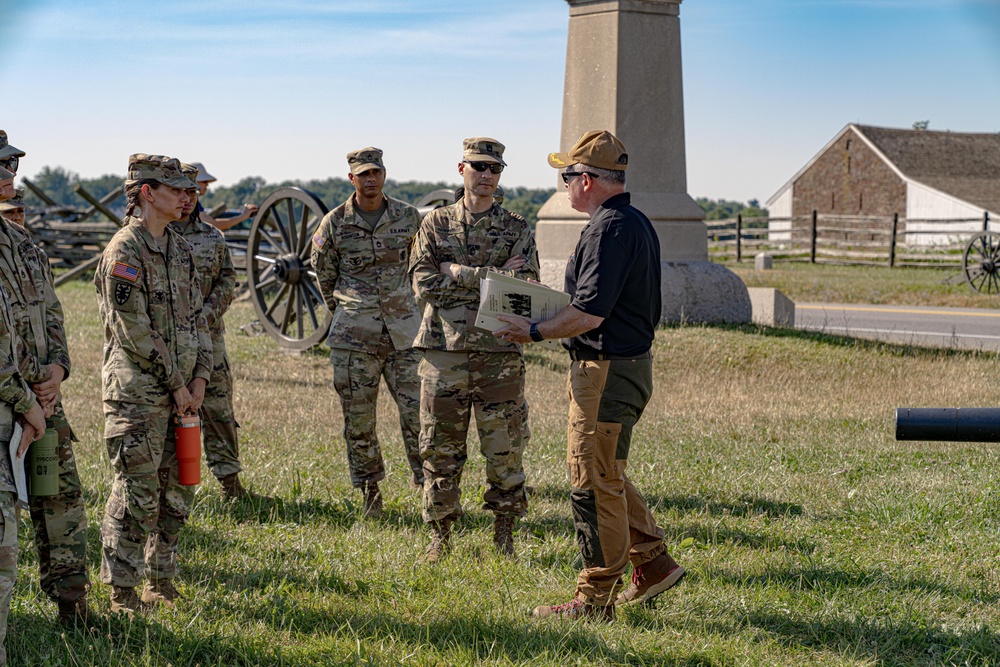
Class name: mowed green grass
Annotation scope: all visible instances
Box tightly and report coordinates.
[9,278,1000,666]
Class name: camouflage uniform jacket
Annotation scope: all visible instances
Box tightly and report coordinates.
[409,200,539,351]
[171,216,237,338]
[0,221,72,385]
[311,195,422,353]
[95,217,212,413]
[0,281,34,493]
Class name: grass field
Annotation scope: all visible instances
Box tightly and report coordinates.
[9,272,1000,666]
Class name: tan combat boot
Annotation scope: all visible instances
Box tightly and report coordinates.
[220,473,249,500]
[57,597,94,629]
[362,481,383,519]
[141,578,183,609]
[110,586,150,616]
[493,515,516,558]
[421,518,453,564]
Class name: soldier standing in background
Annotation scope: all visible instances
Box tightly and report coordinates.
[311,147,424,518]
[174,163,246,499]
[95,155,212,614]
[190,162,258,232]
[0,189,24,226]
[408,137,538,561]
[0,132,93,627]
[0,159,47,666]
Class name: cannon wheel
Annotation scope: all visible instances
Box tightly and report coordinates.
[962,231,1000,294]
[247,187,332,350]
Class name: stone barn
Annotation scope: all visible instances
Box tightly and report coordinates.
[766,124,1000,244]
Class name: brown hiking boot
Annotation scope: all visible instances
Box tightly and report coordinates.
[110,586,150,616]
[493,515,516,557]
[533,596,614,622]
[58,597,94,629]
[141,579,183,609]
[362,481,383,518]
[220,473,249,500]
[615,552,686,606]
[421,518,452,564]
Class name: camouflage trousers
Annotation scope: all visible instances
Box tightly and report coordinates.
[202,338,241,480]
[417,350,528,523]
[0,491,16,667]
[100,401,196,587]
[331,335,423,488]
[28,408,89,603]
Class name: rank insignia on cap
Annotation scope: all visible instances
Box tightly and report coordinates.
[111,261,140,283]
[313,233,325,248]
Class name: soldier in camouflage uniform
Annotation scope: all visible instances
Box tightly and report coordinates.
[173,163,246,499]
[310,147,424,518]
[0,189,24,227]
[408,137,539,560]
[0,133,93,627]
[95,155,212,615]
[0,157,47,665]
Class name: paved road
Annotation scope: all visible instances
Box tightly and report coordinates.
[796,303,1000,352]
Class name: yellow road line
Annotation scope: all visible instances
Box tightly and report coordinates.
[798,304,1000,318]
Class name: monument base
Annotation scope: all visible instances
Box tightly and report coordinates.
[540,258,752,326]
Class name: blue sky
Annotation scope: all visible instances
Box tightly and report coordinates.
[2,0,998,204]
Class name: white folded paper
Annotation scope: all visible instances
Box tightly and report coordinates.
[475,272,569,350]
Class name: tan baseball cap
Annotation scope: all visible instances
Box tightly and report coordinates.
[346,147,385,175]
[190,162,216,183]
[463,137,506,166]
[0,131,25,160]
[179,163,200,190]
[127,154,197,189]
[548,130,628,171]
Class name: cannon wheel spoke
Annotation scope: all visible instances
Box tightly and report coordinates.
[962,231,1000,294]
[247,187,332,349]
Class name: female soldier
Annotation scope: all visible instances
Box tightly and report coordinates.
[94,155,212,614]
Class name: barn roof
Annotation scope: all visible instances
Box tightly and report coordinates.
[856,125,1000,214]
[767,124,1000,214]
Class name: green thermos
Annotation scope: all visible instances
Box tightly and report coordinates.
[28,428,59,497]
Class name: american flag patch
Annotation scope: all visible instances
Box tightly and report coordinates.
[111,261,140,283]
[313,233,325,248]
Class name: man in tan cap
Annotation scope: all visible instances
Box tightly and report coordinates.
[96,154,212,614]
[408,137,538,561]
[0,134,95,628]
[310,147,425,518]
[0,158,47,664]
[0,190,24,227]
[497,130,685,621]
[191,162,259,232]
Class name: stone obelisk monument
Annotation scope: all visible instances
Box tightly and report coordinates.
[536,0,750,323]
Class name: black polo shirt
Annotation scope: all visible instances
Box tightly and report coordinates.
[564,192,661,357]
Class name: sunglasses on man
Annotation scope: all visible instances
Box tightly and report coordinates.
[0,157,18,174]
[561,170,599,185]
[465,161,504,175]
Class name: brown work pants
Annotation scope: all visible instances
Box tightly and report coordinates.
[567,355,668,605]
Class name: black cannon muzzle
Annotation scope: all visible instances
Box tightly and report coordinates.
[895,407,1000,442]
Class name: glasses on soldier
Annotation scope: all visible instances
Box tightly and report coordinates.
[465,161,504,175]
[561,170,599,185]
[0,157,18,174]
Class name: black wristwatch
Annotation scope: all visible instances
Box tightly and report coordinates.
[529,322,544,342]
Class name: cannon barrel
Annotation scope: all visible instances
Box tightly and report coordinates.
[895,408,1000,442]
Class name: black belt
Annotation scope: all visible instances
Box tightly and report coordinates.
[568,349,651,362]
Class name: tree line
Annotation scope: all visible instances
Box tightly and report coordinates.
[20,166,766,227]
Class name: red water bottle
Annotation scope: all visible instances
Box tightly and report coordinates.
[174,413,201,485]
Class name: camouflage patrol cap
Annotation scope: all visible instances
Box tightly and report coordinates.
[127,154,197,189]
[463,137,506,166]
[179,163,200,190]
[190,162,216,183]
[0,131,25,160]
[346,147,385,175]
[0,188,24,212]
[548,130,628,171]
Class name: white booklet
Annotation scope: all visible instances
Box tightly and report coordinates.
[8,422,28,507]
[475,272,570,351]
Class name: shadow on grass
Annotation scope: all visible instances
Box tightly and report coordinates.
[647,493,804,519]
